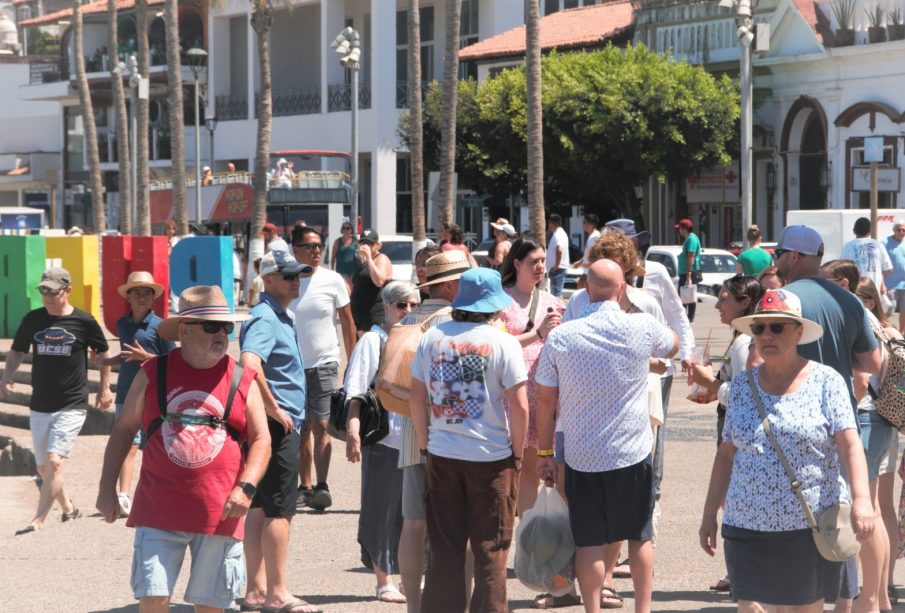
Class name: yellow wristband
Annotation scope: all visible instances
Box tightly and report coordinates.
[536,448,555,457]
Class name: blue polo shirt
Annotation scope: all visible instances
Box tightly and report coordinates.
[115,310,175,406]
[240,292,307,430]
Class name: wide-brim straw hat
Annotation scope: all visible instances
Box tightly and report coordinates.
[732,288,823,345]
[117,270,164,299]
[158,285,250,341]
[418,250,472,289]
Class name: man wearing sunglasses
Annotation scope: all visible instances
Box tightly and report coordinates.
[2,267,113,535]
[239,250,322,613]
[884,220,905,331]
[290,226,356,511]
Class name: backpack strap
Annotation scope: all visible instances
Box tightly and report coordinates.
[222,361,245,442]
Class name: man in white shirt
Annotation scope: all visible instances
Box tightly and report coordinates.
[536,259,678,613]
[290,226,357,510]
[546,214,571,297]
[841,217,892,295]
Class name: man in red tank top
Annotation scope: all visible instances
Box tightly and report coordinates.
[97,286,272,612]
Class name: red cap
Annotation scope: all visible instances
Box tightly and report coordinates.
[674,218,693,230]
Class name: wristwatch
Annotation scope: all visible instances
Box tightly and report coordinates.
[237,481,256,498]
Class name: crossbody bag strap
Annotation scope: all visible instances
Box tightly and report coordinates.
[746,370,820,529]
[222,361,245,442]
[523,287,542,333]
[419,306,454,332]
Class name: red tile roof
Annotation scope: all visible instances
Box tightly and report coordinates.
[19,0,164,27]
[459,1,634,62]
[790,0,830,45]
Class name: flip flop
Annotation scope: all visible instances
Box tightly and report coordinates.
[376,585,407,603]
[236,598,264,611]
[531,592,582,609]
[601,586,624,609]
[15,525,37,536]
[612,559,631,579]
[710,578,731,592]
[261,600,323,613]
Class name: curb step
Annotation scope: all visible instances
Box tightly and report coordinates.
[0,401,115,436]
[0,424,36,476]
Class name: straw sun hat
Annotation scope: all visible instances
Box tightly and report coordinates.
[117,271,164,300]
[731,288,823,345]
[417,250,471,289]
[157,285,250,341]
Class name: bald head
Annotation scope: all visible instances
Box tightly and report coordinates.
[587,259,625,303]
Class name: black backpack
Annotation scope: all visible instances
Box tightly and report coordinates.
[143,354,245,445]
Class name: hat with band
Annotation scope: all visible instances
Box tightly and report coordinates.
[158,285,251,341]
[417,250,472,289]
[731,288,823,345]
[117,270,164,299]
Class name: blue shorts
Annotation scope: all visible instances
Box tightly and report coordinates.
[859,410,897,482]
[131,526,245,608]
[115,403,142,446]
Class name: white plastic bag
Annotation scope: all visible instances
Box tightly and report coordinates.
[515,487,576,596]
[680,283,697,304]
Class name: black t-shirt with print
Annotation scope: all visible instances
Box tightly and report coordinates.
[12,307,109,413]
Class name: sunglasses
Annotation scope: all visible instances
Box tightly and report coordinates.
[773,248,792,258]
[395,302,419,310]
[750,322,799,336]
[38,286,65,296]
[186,321,235,335]
[293,242,322,251]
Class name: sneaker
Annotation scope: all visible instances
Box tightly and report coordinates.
[117,492,132,517]
[310,483,332,511]
[296,486,313,511]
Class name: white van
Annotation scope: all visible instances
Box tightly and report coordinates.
[786,209,904,261]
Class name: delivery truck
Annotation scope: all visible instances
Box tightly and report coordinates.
[786,208,905,261]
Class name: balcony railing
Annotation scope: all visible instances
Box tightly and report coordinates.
[272,87,321,117]
[216,94,249,121]
[327,82,371,112]
[29,58,65,84]
[396,81,431,109]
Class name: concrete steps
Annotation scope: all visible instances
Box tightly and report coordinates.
[5,361,119,394]
[0,423,36,476]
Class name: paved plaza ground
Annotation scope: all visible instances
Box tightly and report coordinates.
[2,298,904,612]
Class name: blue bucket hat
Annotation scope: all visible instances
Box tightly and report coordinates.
[452,268,513,314]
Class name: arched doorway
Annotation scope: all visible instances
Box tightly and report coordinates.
[799,115,827,210]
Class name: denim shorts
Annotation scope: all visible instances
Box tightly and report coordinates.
[859,410,897,482]
[115,403,142,446]
[131,526,244,608]
[29,408,87,465]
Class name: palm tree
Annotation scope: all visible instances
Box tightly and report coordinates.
[249,0,273,240]
[408,0,426,250]
[437,0,460,227]
[108,0,132,234]
[73,0,106,232]
[163,0,188,234]
[135,0,151,235]
[525,0,544,241]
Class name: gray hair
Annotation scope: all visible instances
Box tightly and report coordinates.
[380,280,420,305]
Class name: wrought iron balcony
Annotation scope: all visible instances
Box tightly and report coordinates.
[29,58,65,84]
[395,81,431,109]
[327,81,371,112]
[252,87,322,118]
[216,94,249,121]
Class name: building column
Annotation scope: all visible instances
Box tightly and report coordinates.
[369,0,396,234]
[246,5,254,122]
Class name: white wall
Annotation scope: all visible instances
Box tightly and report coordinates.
[3,63,62,153]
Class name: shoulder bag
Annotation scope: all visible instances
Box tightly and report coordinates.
[746,370,860,562]
[330,335,389,446]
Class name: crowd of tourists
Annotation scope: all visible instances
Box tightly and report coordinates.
[7,215,905,613]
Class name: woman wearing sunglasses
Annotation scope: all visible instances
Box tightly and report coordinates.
[331,221,358,287]
[699,288,874,612]
[344,281,421,604]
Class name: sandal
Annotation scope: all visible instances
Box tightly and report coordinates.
[601,586,624,609]
[14,525,37,536]
[376,585,406,604]
[531,592,582,609]
[261,599,323,613]
[62,506,82,522]
[889,585,899,605]
[612,558,631,579]
[709,577,731,592]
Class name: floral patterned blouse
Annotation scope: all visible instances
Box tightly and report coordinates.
[722,362,856,532]
[498,287,564,448]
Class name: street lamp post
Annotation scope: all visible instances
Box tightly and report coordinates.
[187,47,208,226]
[331,27,361,232]
[128,54,139,231]
[719,0,754,247]
[205,113,217,171]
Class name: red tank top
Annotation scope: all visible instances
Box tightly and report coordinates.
[127,349,256,538]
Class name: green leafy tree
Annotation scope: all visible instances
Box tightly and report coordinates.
[404,44,739,214]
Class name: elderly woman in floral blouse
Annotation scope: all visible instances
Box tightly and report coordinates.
[699,288,874,612]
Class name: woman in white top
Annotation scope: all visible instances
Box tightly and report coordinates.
[345,281,420,604]
[688,274,763,594]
